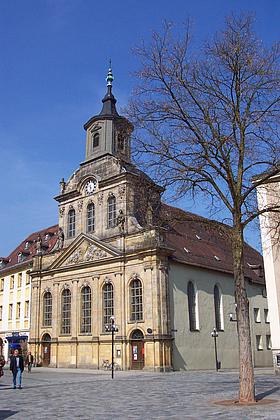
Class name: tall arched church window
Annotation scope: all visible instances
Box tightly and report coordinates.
[61,289,71,335]
[103,283,114,331]
[92,133,99,148]
[130,278,143,321]
[81,286,92,334]
[67,209,76,238]
[43,292,52,327]
[214,284,223,331]
[107,195,116,228]
[187,281,198,331]
[87,203,95,233]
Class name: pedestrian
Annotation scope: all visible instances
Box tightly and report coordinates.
[10,349,24,389]
[0,355,5,378]
[26,351,34,373]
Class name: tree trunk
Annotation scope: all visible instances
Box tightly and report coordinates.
[232,224,256,403]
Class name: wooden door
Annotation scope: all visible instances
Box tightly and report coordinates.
[131,340,144,370]
[42,342,51,366]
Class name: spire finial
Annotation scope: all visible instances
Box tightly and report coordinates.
[106,62,114,87]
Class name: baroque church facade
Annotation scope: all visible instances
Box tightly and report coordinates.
[26,69,272,370]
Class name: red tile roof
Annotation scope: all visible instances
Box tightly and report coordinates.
[161,204,264,285]
[0,224,59,271]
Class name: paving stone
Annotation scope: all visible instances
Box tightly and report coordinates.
[0,368,279,419]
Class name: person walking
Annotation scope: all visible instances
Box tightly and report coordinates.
[0,355,5,379]
[10,349,24,389]
[26,351,34,373]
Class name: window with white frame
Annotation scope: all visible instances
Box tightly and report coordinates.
[67,209,76,238]
[25,301,29,318]
[107,195,116,228]
[16,302,21,319]
[81,286,92,334]
[266,335,272,350]
[103,282,114,331]
[87,203,95,233]
[18,273,22,288]
[187,281,199,331]
[253,308,261,323]
[130,278,143,321]
[43,292,52,326]
[8,304,13,320]
[0,278,4,292]
[264,308,270,323]
[0,305,2,321]
[256,335,263,351]
[61,289,71,334]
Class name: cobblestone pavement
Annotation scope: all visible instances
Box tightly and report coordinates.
[0,367,280,419]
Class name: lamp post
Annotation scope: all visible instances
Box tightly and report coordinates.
[105,316,118,379]
[211,328,220,372]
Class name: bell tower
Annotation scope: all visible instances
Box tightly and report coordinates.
[83,66,133,163]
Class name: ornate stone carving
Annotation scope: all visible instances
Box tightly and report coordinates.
[97,193,103,205]
[69,205,74,210]
[66,249,82,265]
[59,206,65,217]
[78,201,83,212]
[57,228,64,250]
[131,273,139,280]
[44,287,51,293]
[35,235,43,255]
[63,283,70,290]
[118,185,126,199]
[116,209,125,232]
[84,244,107,261]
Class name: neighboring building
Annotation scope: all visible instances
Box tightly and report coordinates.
[0,226,57,360]
[27,68,272,370]
[255,171,280,373]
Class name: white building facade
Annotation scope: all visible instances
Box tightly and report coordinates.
[256,172,280,373]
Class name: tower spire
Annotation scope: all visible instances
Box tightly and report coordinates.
[99,63,118,116]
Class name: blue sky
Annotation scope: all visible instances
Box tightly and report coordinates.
[0,0,279,256]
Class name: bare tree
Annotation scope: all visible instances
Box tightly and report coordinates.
[128,14,280,402]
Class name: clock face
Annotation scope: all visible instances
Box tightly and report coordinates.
[85,179,97,195]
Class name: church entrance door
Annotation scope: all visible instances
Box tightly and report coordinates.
[130,330,144,370]
[41,334,51,367]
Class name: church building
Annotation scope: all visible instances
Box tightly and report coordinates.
[27,69,272,370]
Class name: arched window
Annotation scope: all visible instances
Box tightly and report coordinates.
[214,284,223,331]
[43,292,52,327]
[61,289,71,334]
[67,209,76,238]
[107,195,116,228]
[87,203,95,233]
[103,283,114,331]
[92,132,99,148]
[81,286,92,334]
[130,278,143,321]
[187,281,198,331]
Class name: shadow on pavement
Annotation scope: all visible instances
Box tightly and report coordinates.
[256,386,280,401]
[0,411,18,420]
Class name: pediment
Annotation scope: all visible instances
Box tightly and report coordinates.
[49,234,121,270]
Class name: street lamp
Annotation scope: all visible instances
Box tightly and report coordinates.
[105,316,118,379]
[211,328,220,372]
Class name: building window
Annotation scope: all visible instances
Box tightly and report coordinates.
[67,209,76,238]
[107,195,116,228]
[92,132,99,148]
[10,275,14,289]
[16,302,21,319]
[254,308,261,323]
[0,279,4,292]
[26,273,30,285]
[61,289,71,334]
[43,292,52,327]
[256,335,263,351]
[130,278,143,321]
[18,273,22,288]
[103,283,114,331]
[87,203,95,233]
[0,306,2,321]
[9,304,13,320]
[81,286,92,334]
[214,284,223,331]
[187,281,199,331]
[266,335,272,350]
[264,309,270,323]
[25,301,29,318]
